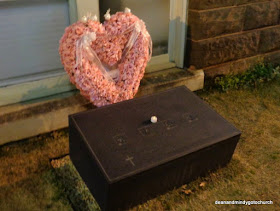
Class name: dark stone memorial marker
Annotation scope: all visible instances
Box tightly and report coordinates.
[69,86,241,210]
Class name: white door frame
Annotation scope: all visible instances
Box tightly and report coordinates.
[169,0,188,68]
[72,0,188,71]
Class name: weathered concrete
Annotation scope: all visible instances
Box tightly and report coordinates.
[187,0,280,76]
[264,50,280,65]
[188,7,246,40]
[244,1,280,31]
[188,31,260,68]
[189,0,268,10]
[204,55,261,77]
[259,26,280,53]
[203,50,280,77]
[0,68,204,146]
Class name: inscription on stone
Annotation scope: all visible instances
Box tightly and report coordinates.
[182,113,199,123]
[125,156,135,167]
[163,119,177,130]
[113,133,127,146]
[138,112,199,137]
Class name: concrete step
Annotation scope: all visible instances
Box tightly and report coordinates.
[0,68,204,146]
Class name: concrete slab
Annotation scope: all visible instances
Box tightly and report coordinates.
[0,68,204,146]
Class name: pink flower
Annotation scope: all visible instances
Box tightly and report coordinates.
[59,11,152,107]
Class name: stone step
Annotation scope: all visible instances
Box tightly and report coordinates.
[0,68,204,146]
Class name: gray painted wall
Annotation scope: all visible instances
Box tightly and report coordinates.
[0,0,69,81]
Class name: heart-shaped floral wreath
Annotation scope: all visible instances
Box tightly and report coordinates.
[59,9,152,107]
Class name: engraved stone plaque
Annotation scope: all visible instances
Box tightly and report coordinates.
[69,86,241,211]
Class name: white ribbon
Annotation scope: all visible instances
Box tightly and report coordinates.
[75,20,152,82]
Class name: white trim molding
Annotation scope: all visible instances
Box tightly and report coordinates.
[168,0,188,68]
[0,73,75,106]
[68,0,78,24]
[75,0,100,20]
[146,54,176,73]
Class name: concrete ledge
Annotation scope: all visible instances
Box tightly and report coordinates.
[0,68,204,146]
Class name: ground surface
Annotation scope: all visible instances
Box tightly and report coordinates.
[0,79,279,210]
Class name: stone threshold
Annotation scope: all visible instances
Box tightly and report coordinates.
[0,68,204,146]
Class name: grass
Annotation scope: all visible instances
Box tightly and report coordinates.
[0,170,72,210]
[214,63,280,91]
[0,79,280,210]
[0,130,71,210]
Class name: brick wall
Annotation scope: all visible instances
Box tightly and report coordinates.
[186,0,280,77]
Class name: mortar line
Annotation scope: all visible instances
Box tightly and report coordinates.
[189,24,280,42]
[203,49,280,71]
[189,0,280,12]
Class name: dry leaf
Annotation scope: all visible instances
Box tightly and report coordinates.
[182,189,193,195]
[181,184,187,189]
[189,65,196,70]
[199,181,206,187]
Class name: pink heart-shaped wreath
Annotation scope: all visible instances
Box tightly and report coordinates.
[59,10,152,107]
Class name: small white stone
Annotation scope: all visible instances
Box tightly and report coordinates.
[151,116,157,123]
[104,9,111,20]
[81,15,88,23]
[124,7,131,13]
